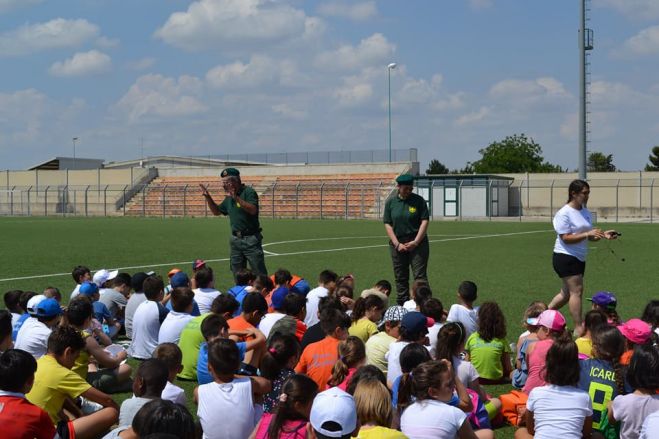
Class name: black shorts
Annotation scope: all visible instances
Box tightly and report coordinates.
[553,252,586,278]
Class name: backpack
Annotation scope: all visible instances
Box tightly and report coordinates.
[465,388,491,430]
[499,390,528,426]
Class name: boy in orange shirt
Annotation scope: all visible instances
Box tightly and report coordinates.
[227,292,267,373]
[295,308,350,390]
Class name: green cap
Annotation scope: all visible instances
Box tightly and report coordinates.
[396,174,414,185]
[221,167,240,178]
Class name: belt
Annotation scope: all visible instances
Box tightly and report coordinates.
[232,229,259,238]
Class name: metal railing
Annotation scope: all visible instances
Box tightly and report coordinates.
[194,148,418,165]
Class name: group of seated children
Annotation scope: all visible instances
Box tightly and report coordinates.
[1,261,658,439]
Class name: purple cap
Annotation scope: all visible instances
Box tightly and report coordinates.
[588,291,617,310]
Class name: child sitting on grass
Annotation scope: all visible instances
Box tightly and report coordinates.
[327,336,366,391]
[465,301,513,384]
[574,309,607,358]
[153,342,187,406]
[260,333,301,413]
[158,286,195,344]
[402,279,429,312]
[117,358,169,428]
[349,295,386,343]
[26,325,119,438]
[447,281,480,338]
[195,339,271,439]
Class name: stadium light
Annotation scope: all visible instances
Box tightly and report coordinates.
[72,137,79,170]
[388,63,397,163]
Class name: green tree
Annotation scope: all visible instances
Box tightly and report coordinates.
[645,146,659,171]
[426,159,449,174]
[471,134,563,173]
[587,152,616,172]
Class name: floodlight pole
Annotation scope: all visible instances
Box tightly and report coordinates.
[579,0,593,180]
[388,63,397,163]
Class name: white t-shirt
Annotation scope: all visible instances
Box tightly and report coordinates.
[386,341,411,386]
[428,322,444,358]
[553,204,593,262]
[10,312,21,328]
[403,299,417,312]
[304,286,328,327]
[446,304,479,338]
[198,377,255,439]
[452,355,479,386]
[162,381,186,406]
[193,288,221,315]
[158,311,194,344]
[401,399,467,439]
[129,301,167,359]
[15,318,52,359]
[70,284,81,300]
[640,411,659,439]
[612,393,659,439]
[527,385,592,439]
[258,313,286,339]
[125,292,147,339]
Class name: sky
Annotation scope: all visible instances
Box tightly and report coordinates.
[1,0,659,171]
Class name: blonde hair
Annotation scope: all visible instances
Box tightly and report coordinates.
[523,301,547,331]
[353,380,393,427]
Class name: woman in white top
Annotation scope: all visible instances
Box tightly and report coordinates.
[548,180,617,336]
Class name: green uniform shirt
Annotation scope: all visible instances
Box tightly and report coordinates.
[217,185,261,234]
[383,192,429,239]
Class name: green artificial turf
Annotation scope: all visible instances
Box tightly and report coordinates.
[1,216,655,438]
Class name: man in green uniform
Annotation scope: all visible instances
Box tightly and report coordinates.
[200,168,268,278]
[383,174,430,306]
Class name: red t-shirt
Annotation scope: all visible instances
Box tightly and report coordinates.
[0,394,56,439]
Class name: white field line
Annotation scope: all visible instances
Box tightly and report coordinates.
[0,229,552,283]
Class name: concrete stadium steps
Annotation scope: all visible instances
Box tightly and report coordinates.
[123,174,397,218]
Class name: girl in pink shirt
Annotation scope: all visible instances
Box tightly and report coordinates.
[327,336,366,391]
[523,310,569,394]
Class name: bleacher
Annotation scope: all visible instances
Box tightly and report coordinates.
[123,172,402,219]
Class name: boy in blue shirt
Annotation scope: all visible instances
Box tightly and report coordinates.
[80,281,121,339]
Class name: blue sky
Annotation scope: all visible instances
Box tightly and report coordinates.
[1,0,659,171]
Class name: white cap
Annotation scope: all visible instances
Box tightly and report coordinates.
[310,387,357,438]
[26,294,47,315]
[93,269,118,287]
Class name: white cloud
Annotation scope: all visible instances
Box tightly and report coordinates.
[334,82,373,107]
[155,0,315,51]
[96,36,119,48]
[49,50,111,77]
[206,55,279,89]
[114,74,207,122]
[0,89,48,142]
[317,1,377,21]
[0,18,100,56]
[0,0,42,14]
[468,0,493,11]
[619,25,659,56]
[598,0,659,21]
[315,33,395,71]
[271,103,306,120]
[127,57,156,71]
[455,106,491,126]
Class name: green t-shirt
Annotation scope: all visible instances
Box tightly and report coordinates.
[217,185,260,234]
[383,192,429,239]
[178,314,211,380]
[465,332,511,380]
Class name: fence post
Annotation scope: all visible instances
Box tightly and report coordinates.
[295,183,300,219]
[62,186,67,217]
[104,186,108,217]
[183,185,188,217]
[361,185,365,218]
[44,186,49,216]
[27,186,32,216]
[162,185,167,218]
[320,183,325,219]
[651,178,655,224]
[123,185,127,216]
[85,186,89,217]
[458,180,464,221]
[376,182,382,219]
[615,179,620,223]
[272,182,277,219]
[518,181,522,222]
[10,186,14,216]
[550,179,555,218]
[142,185,146,217]
[526,172,530,210]
[488,180,493,220]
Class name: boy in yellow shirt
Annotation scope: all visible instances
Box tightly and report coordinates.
[27,325,119,439]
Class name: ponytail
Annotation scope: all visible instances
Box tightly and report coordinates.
[351,295,385,322]
[435,322,465,362]
[397,372,414,412]
[267,375,318,439]
[260,333,300,381]
[327,336,365,388]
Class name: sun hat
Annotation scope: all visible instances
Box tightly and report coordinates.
[309,387,357,438]
[618,319,652,345]
[360,288,388,303]
[93,269,118,287]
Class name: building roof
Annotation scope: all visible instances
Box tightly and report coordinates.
[103,155,267,169]
[28,157,105,171]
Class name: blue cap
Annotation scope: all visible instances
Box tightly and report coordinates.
[79,281,99,297]
[401,311,433,335]
[170,272,190,288]
[35,298,63,318]
[271,286,289,311]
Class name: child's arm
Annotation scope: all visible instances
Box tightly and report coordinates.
[80,387,119,411]
[525,409,535,436]
[607,400,617,425]
[502,351,513,378]
[242,327,266,351]
[441,359,472,413]
[86,335,126,369]
[456,418,479,439]
[249,376,272,396]
[582,415,593,439]
[193,386,199,405]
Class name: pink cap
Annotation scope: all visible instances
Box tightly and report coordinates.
[537,310,566,332]
[618,319,651,345]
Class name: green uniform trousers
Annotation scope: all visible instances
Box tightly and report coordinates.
[229,232,268,278]
[389,236,429,305]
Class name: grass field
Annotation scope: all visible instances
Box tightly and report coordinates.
[1,216,656,438]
